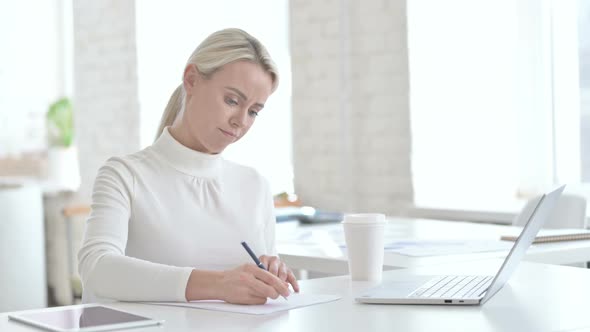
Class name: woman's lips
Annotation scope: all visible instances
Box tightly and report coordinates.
[220,128,238,138]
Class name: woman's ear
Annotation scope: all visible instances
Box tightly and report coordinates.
[183,64,200,94]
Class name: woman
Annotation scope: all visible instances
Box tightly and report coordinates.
[78,28,299,305]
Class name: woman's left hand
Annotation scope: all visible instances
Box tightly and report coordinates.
[259,255,300,293]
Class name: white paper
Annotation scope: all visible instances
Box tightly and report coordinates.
[147,293,341,315]
[384,240,514,257]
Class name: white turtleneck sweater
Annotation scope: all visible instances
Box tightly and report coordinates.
[78,127,276,303]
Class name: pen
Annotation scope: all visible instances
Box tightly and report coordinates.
[241,241,288,301]
[241,241,267,270]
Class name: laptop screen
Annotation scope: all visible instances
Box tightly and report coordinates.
[481,185,565,304]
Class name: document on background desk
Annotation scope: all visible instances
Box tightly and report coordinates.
[384,240,514,257]
[147,293,341,315]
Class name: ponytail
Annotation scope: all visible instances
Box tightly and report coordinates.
[155,84,185,141]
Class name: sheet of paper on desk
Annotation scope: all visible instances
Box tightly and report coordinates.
[384,240,514,257]
[147,293,341,315]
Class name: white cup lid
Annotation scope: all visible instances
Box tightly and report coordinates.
[341,213,386,224]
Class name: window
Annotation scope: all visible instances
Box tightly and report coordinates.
[580,1,590,182]
[0,0,71,158]
[556,0,590,192]
[408,0,590,213]
[135,0,293,194]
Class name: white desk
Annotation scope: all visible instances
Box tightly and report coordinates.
[3,260,590,332]
[277,217,590,275]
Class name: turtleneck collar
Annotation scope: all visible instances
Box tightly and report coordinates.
[151,127,222,178]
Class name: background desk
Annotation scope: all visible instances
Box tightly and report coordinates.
[277,217,590,275]
[3,260,590,332]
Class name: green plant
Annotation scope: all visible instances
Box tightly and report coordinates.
[47,97,74,148]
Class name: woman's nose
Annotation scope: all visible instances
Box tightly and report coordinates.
[230,109,248,128]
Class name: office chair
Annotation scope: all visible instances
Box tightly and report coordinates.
[513,193,587,267]
[62,204,91,304]
[513,193,587,229]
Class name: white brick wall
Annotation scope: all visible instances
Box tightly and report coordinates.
[290,0,413,215]
[73,0,140,201]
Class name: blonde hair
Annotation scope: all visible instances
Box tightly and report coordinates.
[155,28,279,140]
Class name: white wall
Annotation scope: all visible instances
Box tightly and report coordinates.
[290,0,413,214]
[73,0,141,201]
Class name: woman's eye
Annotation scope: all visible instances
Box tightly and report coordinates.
[225,97,238,106]
[249,110,259,117]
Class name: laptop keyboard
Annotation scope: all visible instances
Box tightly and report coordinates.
[408,275,494,299]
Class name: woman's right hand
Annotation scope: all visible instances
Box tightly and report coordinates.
[218,264,291,304]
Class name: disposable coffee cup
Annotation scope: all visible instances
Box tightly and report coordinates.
[342,213,386,281]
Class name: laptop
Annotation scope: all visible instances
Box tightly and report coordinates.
[356,185,566,305]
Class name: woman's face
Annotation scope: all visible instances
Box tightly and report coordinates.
[173,60,273,154]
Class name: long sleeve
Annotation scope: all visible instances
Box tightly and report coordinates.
[77,158,193,302]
